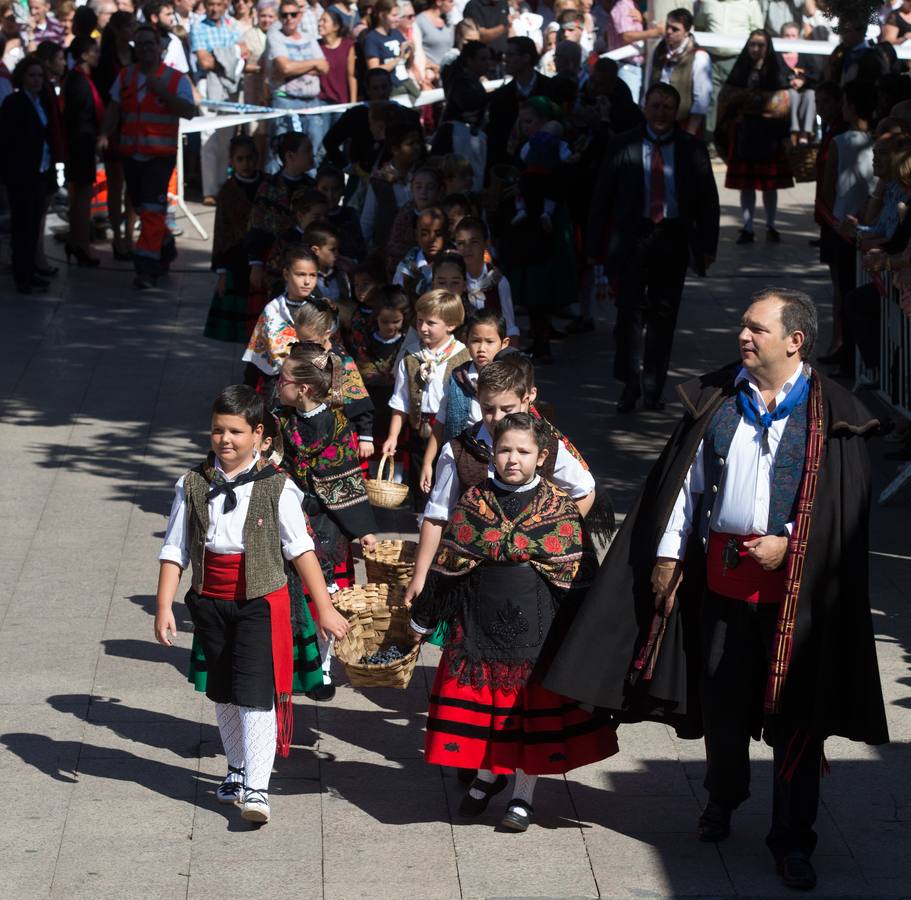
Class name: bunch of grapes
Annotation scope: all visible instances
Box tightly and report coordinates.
[362,645,406,665]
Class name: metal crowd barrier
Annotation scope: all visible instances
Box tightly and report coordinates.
[856,258,911,503]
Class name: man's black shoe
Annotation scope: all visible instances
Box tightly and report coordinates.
[776,852,817,891]
[697,801,732,842]
[617,385,640,413]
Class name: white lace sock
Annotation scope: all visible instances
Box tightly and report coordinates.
[239,705,276,793]
[317,633,335,684]
[215,703,244,783]
[510,769,538,809]
[468,768,498,800]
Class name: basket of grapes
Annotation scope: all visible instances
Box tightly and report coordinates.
[334,591,421,689]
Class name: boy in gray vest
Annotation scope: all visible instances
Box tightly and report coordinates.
[154,385,349,825]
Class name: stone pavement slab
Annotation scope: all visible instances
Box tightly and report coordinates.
[0,180,908,899]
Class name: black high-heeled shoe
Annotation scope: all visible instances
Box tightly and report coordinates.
[65,243,101,267]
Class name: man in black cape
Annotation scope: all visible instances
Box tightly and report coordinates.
[544,288,888,891]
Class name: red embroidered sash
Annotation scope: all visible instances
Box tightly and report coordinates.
[706,531,786,605]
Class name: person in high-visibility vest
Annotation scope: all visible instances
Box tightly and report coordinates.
[97,24,196,289]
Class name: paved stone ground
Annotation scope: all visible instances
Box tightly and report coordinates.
[0,175,909,900]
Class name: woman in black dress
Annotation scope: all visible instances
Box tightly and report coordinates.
[62,35,102,266]
[0,55,59,293]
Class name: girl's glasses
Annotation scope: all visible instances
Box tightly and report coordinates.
[276,373,302,390]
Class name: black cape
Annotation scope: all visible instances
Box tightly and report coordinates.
[543,363,889,746]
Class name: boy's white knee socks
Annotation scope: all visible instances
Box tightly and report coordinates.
[215,703,244,783]
[238,705,276,793]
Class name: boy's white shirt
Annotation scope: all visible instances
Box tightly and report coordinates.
[422,422,595,521]
[435,361,480,426]
[159,454,315,570]
[389,337,467,416]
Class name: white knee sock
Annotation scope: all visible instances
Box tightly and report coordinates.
[511,769,538,808]
[215,703,244,783]
[468,768,497,800]
[318,633,334,684]
[239,705,276,794]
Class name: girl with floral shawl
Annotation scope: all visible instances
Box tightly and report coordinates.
[410,413,618,832]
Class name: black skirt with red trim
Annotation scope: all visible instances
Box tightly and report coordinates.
[425,650,619,775]
[725,153,795,191]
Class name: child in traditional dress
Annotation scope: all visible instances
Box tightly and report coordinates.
[247,132,316,299]
[351,285,410,479]
[419,311,510,494]
[293,301,375,460]
[205,136,263,343]
[316,164,367,263]
[385,164,445,266]
[361,118,424,252]
[263,190,332,298]
[302,221,352,307]
[244,245,322,385]
[454,216,520,341]
[382,289,471,508]
[154,385,349,824]
[392,207,449,300]
[406,357,596,605]
[409,412,618,831]
[346,255,387,354]
[440,192,480,237]
[274,343,378,699]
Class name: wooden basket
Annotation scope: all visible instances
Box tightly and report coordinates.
[365,454,409,509]
[334,596,421,689]
[788,144,818,183]
[363,539,417,586]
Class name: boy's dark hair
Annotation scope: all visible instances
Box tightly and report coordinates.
[667,7,694,30]
[432,250,467,278]
[229,133,257,158]
[467,311,507,340]
[354,254,388,285]
[504,352,536,389]
[413,164,445,188]
[372,284,411,319]
[493,411,548,451]
[302,220,340,248]
[506,35,538,66]
[478,358,533,399]
[212,384,266,430]
[316,163,345,186]
[291,188,330,216]
[276,130,311,166]
[843,78,877,123]
[416,205,448,231]
[453,214,488,240]
[386,117,423,151]
[644,81,681,109]
[283,244,319,269]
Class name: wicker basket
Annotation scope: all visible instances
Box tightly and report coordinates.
[363,539,417,586]
[365,454,409,509]
[334,598,421,689]
[788,144,818,183]
[333,583,404,646]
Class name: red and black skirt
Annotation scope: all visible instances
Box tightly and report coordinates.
[425,650,619,775]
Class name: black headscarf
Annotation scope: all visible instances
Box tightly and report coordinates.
[726,29,789,91]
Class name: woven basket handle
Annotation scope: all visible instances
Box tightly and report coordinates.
[377,453,395,484]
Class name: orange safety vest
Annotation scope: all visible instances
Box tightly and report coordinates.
[118,63,182,157]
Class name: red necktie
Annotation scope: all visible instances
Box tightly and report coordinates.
[650,142,665,224]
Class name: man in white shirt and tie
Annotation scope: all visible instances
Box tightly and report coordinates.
[544,288,888,893]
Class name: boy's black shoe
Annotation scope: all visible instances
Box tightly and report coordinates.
[736,229,755,245]
[500,799,534,832]
[459,774,508,816]
[133,274,155,290]
[698,801,732,842]
[305,681,336,702]
[767,227,782,243]
[776,852,817,891]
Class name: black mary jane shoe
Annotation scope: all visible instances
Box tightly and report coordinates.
[457,768,478,786]
[458,774,508,816]
[697,801,732,842]
[500,799,534,832]
[766,227,782,243]
[736,229,755,245]
[305,681,336,702]
[776,852,817,891]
